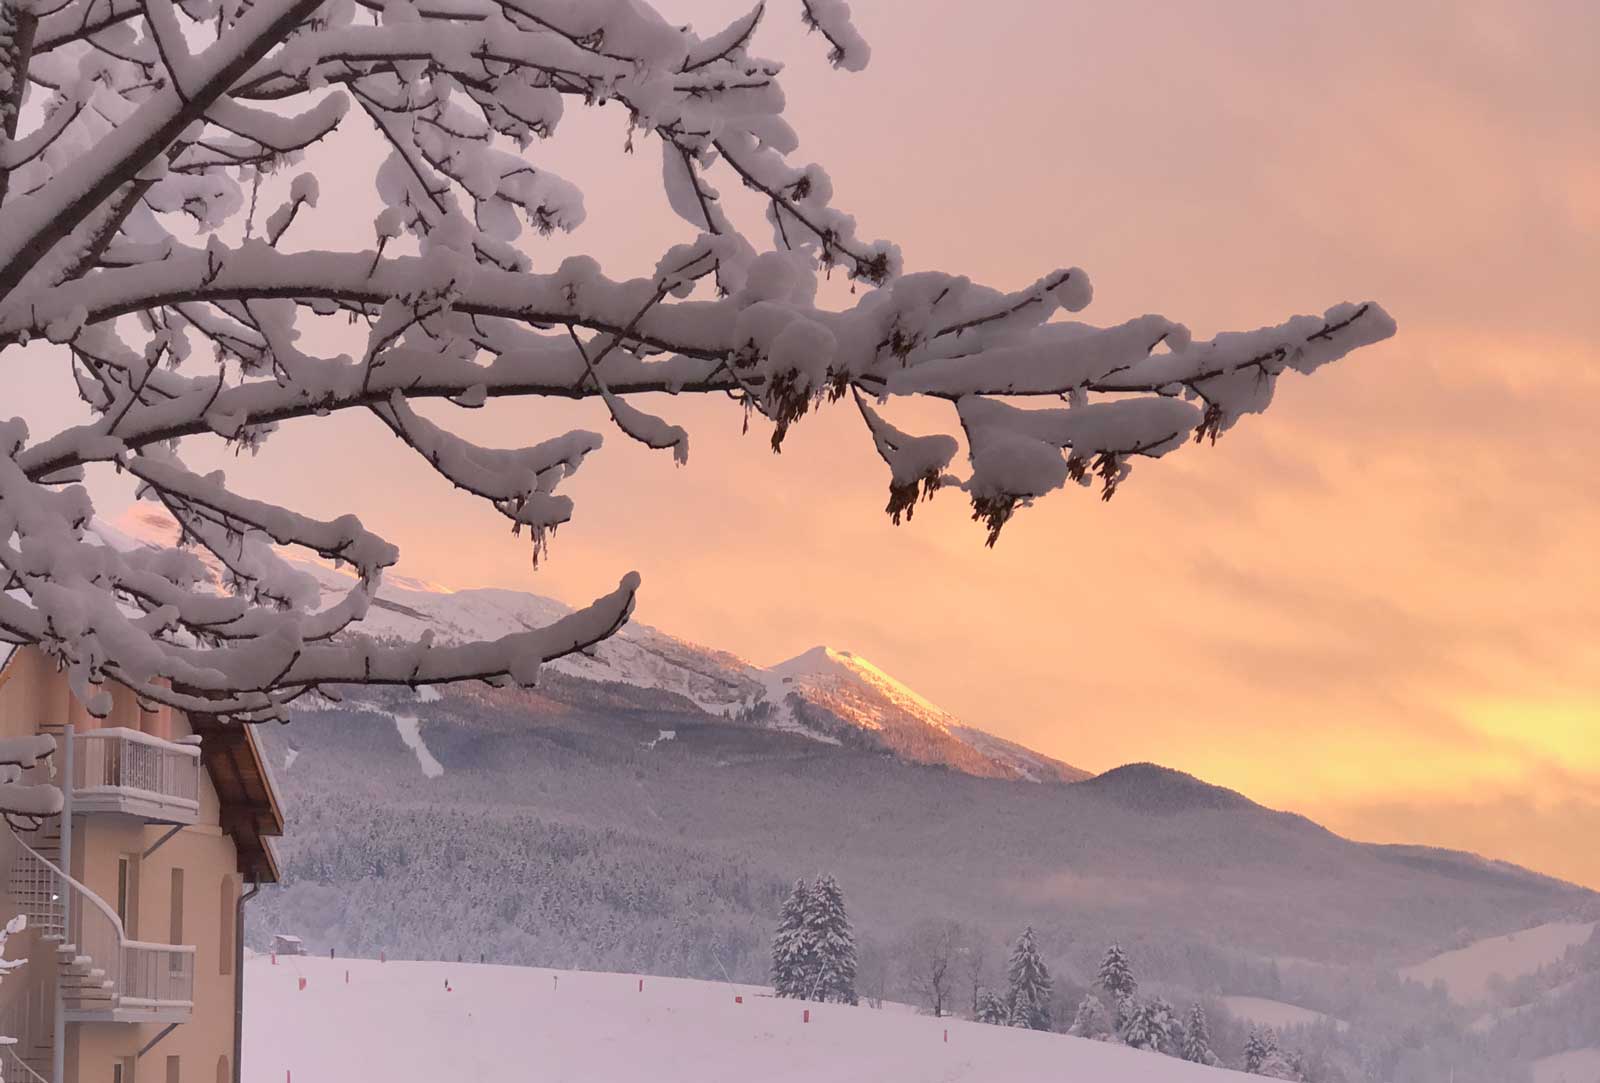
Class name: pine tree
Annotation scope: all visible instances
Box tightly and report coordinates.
[806,875,858,1004]
[770,879,814,998]
[1144,996,1180,1054]
[1097,943,1138,1002]
[1067,993,1113,1039]
[1004,926,1053,1031]
[1244,1027,1279,1074]
[1120,998,1163,1052]
[1258,1048,1304,1081]
[975,990,1009,1025]
[1181,1002,1217,1065]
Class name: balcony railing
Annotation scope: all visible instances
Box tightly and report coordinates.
[6,830,195,1024]
[118,942,196,1012]
[70,728,201,824]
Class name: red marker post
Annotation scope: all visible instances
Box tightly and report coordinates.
[803,1009,810,1024]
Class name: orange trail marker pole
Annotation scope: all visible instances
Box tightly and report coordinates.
[803,1009,810,1023]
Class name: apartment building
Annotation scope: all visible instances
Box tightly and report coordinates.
[0,646,284,1083]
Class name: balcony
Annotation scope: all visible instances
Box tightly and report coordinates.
[7,831,195,1026]
[67,942,197,1024]
[70,728,201,825]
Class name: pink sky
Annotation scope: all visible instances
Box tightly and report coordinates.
[14,2,1599,887]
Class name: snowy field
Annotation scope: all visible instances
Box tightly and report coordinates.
[1531,1047,1600,1083]
[1401,921,1596,1002]
[1218,995,1345,1032]
[242,954,1252,1082]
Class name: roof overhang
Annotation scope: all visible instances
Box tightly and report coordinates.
[182,707,286,885]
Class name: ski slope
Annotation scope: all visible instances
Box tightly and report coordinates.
[243,955,1251,1082]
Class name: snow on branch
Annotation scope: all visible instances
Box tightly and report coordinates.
[0,0,1394,814]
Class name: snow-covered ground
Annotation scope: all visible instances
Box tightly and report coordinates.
[1401,921,1596,1003]
[1531,1047,1600,1083]
[243,955,1251,1082]
[1218,995,1345,1032]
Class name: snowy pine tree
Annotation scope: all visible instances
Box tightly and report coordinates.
[1148,996,1181,1054]
[805,876,858,1005]
[975,990,1009,1025]
[1181,1002,1218,1065]
[1120,998,1163,1052]
[1097,943,1138,1002]
[1245,1027,1279,1074]
[1067,993,1113,1040]
[770,879,814,998]
[1257,1048,1305,1081]
[1004,926,1053,1031]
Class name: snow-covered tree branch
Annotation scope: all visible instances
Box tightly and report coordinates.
[0,0,1394,812]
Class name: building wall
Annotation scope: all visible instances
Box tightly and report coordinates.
[0,649,246,1083]
[0,645,61,740]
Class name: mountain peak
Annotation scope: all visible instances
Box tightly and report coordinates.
[768,646,958,729]
[1076,762,1255,814]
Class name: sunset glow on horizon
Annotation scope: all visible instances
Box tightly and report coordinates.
[16,1,1598,888]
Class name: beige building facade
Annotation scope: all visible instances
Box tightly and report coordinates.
[0,647,283,1083]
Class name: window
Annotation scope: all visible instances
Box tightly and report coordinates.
[219,875,237,976]
[113,1056,136,1083]
[166,1055,180,1083]
[170,868,185,943]
[170,867,187,979]
[117,856,140,935]
[117,858,129,924]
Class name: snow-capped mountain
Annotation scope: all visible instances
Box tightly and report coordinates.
[756,646,1087,782]
[105,508,1085,782]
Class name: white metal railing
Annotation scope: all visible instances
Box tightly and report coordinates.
[117,942,195,1009]
[0,982,51,1082]
[2,1041,50,1083]
[4,841,63,942]
[6,832,195,1016]
[71,728,201,818]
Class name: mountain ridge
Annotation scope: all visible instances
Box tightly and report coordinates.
[105,508,1089,784]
